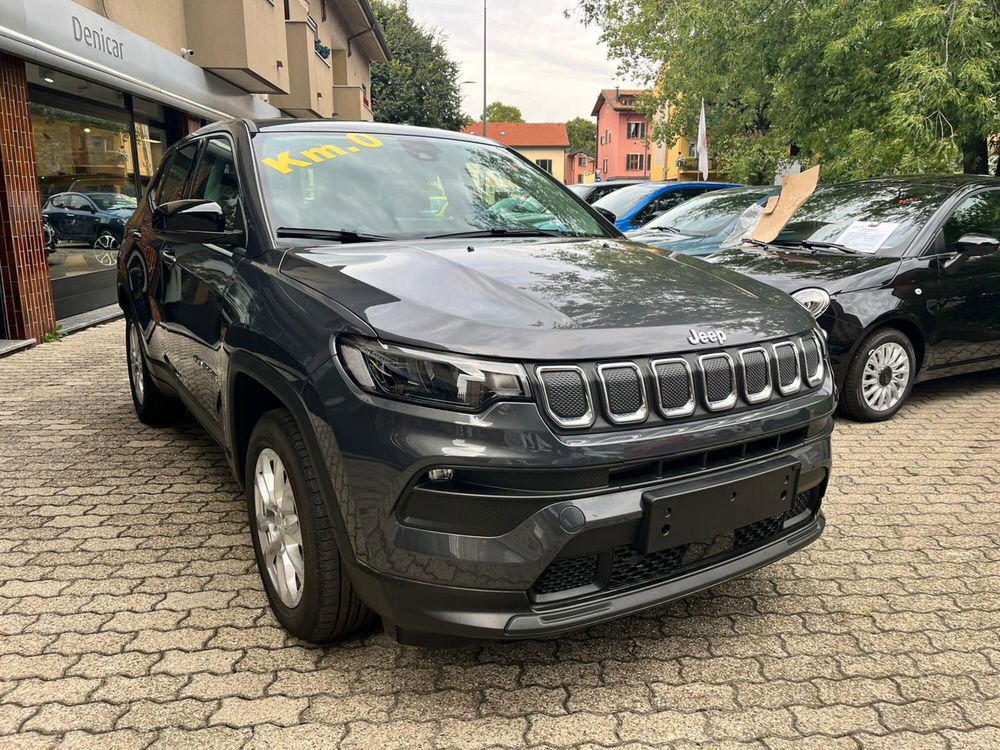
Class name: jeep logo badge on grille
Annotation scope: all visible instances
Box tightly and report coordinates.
[688,328,727,345]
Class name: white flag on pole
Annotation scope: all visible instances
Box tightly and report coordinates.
[697,99,709,180]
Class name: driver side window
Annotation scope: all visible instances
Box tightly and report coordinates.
[943,191,1000,254]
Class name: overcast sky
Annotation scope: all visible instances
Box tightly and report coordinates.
[405,1,642,123]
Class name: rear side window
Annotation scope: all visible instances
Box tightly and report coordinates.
[64,194,90,210]
[188,137,243,231]
[154,142,198,206]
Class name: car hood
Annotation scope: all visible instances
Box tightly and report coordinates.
[709,246,900,295]
[280,237,815,360]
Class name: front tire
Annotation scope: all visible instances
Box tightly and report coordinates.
[839,328,916,422]
[246,409,370,643]
[125,317,179,425]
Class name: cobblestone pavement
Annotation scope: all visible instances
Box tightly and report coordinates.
[1,321,999,749]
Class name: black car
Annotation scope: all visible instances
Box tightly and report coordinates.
[118,119,833,645]
[566,179,645,203]
[42,191,136,257]
[710,176,1000,421]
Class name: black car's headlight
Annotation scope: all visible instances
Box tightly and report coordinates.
[338,336,531,411]
[791,288,831,318]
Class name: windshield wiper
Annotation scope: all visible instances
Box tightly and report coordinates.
[651,225,685,233]
[275,227,391,243]
[424,228,565,239]
[772,239,858,255]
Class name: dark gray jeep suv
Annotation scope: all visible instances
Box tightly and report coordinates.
[117,119,833,645]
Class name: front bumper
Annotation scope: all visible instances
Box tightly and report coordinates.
[307,356,834,641]
[351,513,824,642]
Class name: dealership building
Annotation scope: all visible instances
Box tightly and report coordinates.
[0,0,388,348]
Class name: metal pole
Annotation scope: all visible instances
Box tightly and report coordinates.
[482,0,487,137]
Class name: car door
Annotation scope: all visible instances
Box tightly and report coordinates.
[928,188,1000,367]
[155,135,245,433]
[62,193,100,241]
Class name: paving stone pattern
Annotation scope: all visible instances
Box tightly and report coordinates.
[1,321,999,748]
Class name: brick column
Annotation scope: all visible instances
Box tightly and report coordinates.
[0,52,55,341]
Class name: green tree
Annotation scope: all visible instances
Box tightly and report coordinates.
[577,0,1000,182]
[484,101,524,122]
[370,1,465,130]
[566,116,597,153]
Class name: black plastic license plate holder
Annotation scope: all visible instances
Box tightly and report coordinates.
[641,458,801,554]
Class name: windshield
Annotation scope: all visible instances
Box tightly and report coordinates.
[764,182,949,255]
[253,132,612,241]
[645,187,778,235]
[593,182,663,216]
[89,193,137,210]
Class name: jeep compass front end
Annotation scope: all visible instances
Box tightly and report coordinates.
[117,119,832,644]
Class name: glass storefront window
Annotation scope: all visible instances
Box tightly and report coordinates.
[28,64,137,305]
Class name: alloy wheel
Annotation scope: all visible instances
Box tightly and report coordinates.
[128,323,145,405]
[254,448,305,608]
[94,232,120,266]
[861,342,911,412]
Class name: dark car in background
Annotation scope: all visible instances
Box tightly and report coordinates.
[626,185,780,256]
[43,191,137,261]
[593,180,740,231]
[709,176,1000,421]
[567,179,645,204]
[118,119,833,645]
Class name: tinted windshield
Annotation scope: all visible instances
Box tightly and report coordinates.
[766,182,948,254]
[253,132,611,241]
[593,183,662,216]
[646,187,778,235]
[89,193,137,210]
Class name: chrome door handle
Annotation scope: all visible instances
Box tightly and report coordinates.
[161,250,176,263]
[130,229,142,239]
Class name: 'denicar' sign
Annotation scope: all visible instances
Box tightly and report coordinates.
[71,15,124,59]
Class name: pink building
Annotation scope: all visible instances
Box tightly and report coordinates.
[565,150,596,184]
[591,88,651,181]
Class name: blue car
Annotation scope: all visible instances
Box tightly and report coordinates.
[592,180,739,231]
[625,185,780,256]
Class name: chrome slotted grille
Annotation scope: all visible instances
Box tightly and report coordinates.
[773,341,802,395]
[800,334,824,386]
[739,347,772,404]
[652,358,695,418]
[699,353,737,411]
[537,366,594,428]
[597,363,648,424]
[535,334,823,429]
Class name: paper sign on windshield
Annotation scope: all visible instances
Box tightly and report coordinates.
[836,221,899,254]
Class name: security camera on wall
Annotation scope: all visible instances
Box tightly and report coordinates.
[180,48,195,58]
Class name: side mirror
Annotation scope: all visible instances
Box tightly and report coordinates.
[153,199,242,245]
[595,207,616,224]
[955,233,999,257]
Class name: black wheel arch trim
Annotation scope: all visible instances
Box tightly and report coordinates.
[225,350,355,550]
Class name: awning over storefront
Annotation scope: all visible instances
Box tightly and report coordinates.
[0,0,281,122]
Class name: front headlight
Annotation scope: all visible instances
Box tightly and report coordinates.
[338,336,531,411]
[791,288,831,318]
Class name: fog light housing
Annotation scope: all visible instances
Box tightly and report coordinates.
[427,468,454,481]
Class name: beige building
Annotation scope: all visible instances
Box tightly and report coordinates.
[70,0,389,120]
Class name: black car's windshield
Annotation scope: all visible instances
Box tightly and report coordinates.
[253,132,612,241]
[593,182,663,216]
[645,187,779,236]
[89,193,137,211]
[761,182,948,255]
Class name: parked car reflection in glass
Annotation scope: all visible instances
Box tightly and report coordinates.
[42,191,137,266]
